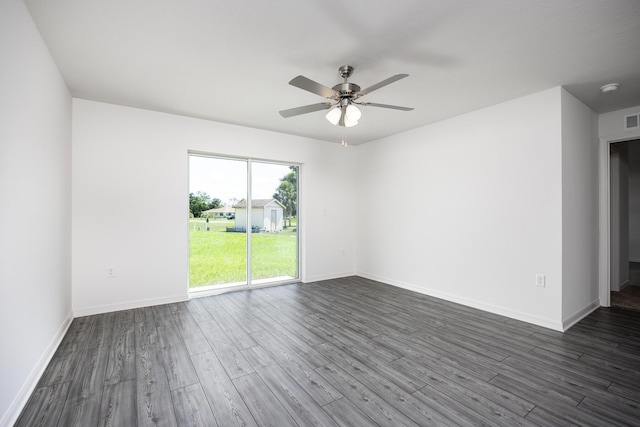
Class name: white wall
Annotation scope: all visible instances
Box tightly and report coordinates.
[251,209,266,228]
[235,208,248,230]
[560,89,599,327]
[628,143,640,262]
[0,0,72,424]
[251,208,263,230]
[72,99,357,315]
[356,87,564,330]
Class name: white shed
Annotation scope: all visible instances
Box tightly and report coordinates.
[233,199,285,232]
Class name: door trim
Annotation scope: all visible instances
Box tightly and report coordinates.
[599,131,640,306]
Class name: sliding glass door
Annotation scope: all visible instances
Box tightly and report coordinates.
[188,154,298,290]
[189,155,247,287]
[251,162,298,284]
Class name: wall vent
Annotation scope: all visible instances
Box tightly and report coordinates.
[625,113,640,130]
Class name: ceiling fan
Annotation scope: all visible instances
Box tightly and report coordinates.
[279,65,413,128]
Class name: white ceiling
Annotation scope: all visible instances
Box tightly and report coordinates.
[24,0,640,145]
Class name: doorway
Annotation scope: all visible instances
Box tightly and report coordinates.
[188,153,299,292]
[600,138,640,310]
[604,138,640,310]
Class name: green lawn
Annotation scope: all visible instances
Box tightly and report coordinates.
[189,218,297,287]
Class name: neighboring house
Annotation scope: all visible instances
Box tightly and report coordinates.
[202,205,235,218]
[233,199,285,232]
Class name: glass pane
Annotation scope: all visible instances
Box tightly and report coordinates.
[250,162,298,283]
[189,156,247,288]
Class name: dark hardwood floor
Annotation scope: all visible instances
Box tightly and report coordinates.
[611,262,640,312]
[16,276,640,426]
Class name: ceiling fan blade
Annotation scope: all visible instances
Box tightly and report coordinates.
[359,102,414,111]
[357,74,409,97]
[279,102,333,118]
[289,76,338,99]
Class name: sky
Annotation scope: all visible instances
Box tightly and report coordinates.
[189,155,294,205]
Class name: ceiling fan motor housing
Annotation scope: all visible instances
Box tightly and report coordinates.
[334,65,359,100]
[332,82,361,98]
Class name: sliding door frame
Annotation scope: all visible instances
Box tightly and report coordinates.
[188,151,301,297]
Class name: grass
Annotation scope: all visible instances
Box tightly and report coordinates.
[189,218,297,287]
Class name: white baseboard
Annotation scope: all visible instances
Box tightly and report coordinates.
[562,299,600,331]
[357,272,564,331]
[73,294,188,317]
[1,311,73,427]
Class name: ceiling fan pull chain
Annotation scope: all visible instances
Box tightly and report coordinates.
[341,128,348,148]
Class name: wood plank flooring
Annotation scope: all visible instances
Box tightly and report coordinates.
[16,276,640,426]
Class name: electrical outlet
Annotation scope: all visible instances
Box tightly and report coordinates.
[536,274,545,287]
[107,267,115,278]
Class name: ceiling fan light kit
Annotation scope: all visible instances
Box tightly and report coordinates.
[325,107,342,125]
[326,103,361,127]
[345,104,361,122]
[279,65,413,130]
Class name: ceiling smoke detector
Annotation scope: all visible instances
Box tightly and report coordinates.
[600,83,620,93]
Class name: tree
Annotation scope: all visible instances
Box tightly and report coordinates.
[210,197,223,209]
[189,191,223,218]
[273,167,298,227]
